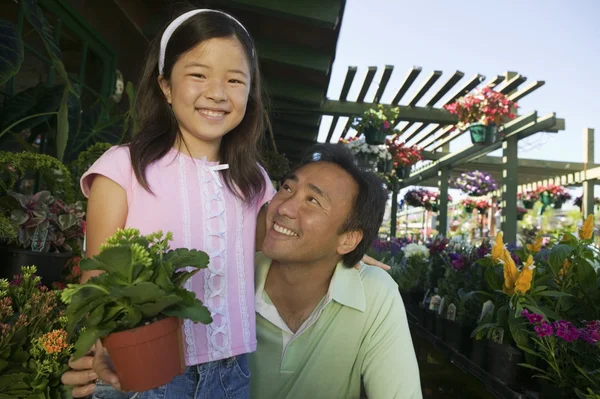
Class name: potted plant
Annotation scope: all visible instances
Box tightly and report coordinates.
[461,198,477,214]
[0,191,85,285]
[262,149,291,186]
[61,228,213,392]
[387,139,422,179]
[0,266,76,399]
[475,199,490,214]
[518,190,538,210]
[444,87,518,145]
[537,185,571,210]
[339,135,391,171]
[452,171,498,197]
[351,104,400,145]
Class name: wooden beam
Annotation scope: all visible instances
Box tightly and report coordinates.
[583,128,596,217]
[391,67,422,104]
[255,38,332,74]
[498,73,527,94]
[508,81,545,102]
[407,70,442,107]
[426,70,464,107]
[327,66,357,142]
[482,75,505,89]
[373,65,394,103]
[444,73,485,105]
[357,67,378,102]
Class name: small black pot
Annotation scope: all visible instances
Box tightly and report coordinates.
[434,314,445,340]
[424,310,436,333]
[539,381,574,399]
[0,247,72,286]
[470,339,487,369]
[486,341,523,385]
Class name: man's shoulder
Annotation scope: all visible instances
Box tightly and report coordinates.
[357,263,399,301]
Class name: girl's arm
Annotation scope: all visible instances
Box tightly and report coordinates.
[81,175,128,283]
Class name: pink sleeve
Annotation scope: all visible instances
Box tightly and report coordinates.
[80,146,133,200]
[258,165,276,210]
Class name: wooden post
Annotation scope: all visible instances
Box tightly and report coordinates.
[390,184,399,238]
[502,136,519,244]
[437,169,449,236]
[583,128,595,218]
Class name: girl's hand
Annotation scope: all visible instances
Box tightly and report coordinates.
[357,254,391,271]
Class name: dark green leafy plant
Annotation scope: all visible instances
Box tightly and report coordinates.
[262,150,290,182]
[61,228,213,359]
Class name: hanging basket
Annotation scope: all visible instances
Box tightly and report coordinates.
[395,165,412,179]
[522,200,535,210]
[553,200,563,209]
[363,126,387,145]
[468,123,497,145]
[517,213,525,221]
[377,159,393,174]
[356,153,378,171]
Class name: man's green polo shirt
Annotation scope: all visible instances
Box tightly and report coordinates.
[250,253,422,399]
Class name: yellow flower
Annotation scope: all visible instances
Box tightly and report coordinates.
[502,249,519,295]
[526,237,543,254]
[514,255,535,294]
[491,232,505,262]
[579,215,595,240]
[558,259,572,279]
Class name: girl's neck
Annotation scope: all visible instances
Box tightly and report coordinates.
[174,135,221,162]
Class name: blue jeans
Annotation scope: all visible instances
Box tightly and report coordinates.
[93,355,250,399]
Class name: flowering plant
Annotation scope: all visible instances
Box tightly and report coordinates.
[339,135,391,161]
[351,104,400,137]
[518,190,539,203]
[475,199,490,213]
[452,171,498,196]
[403,243,430,259]
[404,189,427,208]
[520,310,600,393]
[0,266,75,398]
[393,243,430,291]
[444,87,518,130]
[537,184,572,203]
[461,198,477,213]
[574,195,600,210]
[387,139,422,167]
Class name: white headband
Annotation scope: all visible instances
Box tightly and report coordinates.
[158,9,254,75]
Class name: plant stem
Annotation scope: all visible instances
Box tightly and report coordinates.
[0,112,58,139]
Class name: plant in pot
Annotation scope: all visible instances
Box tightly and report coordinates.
[0,190,85,285]
[444,87,518,145]
[262,149,291,188]
[461,198,477,214]
[351,104,400,145]
[387,139,422,179]
[61,228,213,392]
[537,184,571,212]
[404,188,425,208]
[0,265,77,399]
[451,170,498,197]
[339,135,391,171]
[518,190,538,210]
[399,243,430,328]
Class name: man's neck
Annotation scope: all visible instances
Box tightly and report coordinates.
[265,258,339,333]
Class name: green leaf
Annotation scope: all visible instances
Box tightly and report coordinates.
[476,257,495,268]
[56,87,69,161]
[484,266,502,291]
[164,299,212,324]
[72,328,99,359]
[80,246,132,281]
[172,269,203,287]
[470,322,498,338]
[165,248,209,269]
[0,83,63,134]
[65,294,108,333]
[518,362,546,373]
[508,310,529,347]
[86,304,106,327]
[576,261,597,293]
[0,20,24,85]
[548,244,573,276]
[122,282,166,304]
[536,290,572,298]
[137,295,182,318]
[516,344,540,357]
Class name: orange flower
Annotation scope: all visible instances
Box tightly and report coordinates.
[526,237,543,254]
[502,249,519,295]
[558,259,572,279]
[38,329,69,354]
[491,232,505,262]
[579,215,595,240]
[514,255,536,294]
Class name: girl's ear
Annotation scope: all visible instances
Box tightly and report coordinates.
[158,75,172,104]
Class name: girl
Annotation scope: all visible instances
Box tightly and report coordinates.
[80,8,273,399]
[66,7,389,399]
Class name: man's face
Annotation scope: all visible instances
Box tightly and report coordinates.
[262,162,361,265]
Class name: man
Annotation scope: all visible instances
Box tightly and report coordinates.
[63,144,422,398]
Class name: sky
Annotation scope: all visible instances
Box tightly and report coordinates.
[317,0,600,166]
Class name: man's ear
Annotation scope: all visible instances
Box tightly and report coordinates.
[337,230,363,256]
[158,75,172,104]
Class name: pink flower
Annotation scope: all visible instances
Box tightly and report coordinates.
[534,321,554,338]
[521,309,544,325]
[383,121,390,129]
[553,320,580,342]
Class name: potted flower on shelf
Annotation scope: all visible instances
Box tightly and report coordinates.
[537,184,571,209]
[351,104,400,145]
[461,198,477,214]
[518,190,538,210]
[387,139,422,179]
[475,199,490,214]
[444,87,518,145]
[451,171,498,197]
[61,228,213,392]
[0,191,85,286]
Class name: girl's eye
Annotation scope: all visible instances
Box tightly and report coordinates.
[229,79,245,85]
[191,74,206,79]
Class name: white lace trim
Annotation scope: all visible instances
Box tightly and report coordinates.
[235,199,252,353]
[198,159,232,360]
[178,156,197,364]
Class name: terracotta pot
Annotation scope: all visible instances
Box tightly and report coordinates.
[103,316,185,392]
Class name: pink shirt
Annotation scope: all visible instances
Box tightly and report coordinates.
[81,146,275,366]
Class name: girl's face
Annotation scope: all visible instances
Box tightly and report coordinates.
[159,36,251,151]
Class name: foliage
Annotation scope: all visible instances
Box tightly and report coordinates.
[62,228,213,359]
[1,191,85,253]
[262,150,290,182]
[387,139,422,167]
[67,142,112,202]
[351,104,400,137]
[0,266,75,399]
[339,135,391,161]
[451,170,498,197]
[537,184,572,203]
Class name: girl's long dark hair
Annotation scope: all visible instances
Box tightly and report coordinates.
[129,8,267,203]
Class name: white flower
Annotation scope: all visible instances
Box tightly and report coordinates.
[403,243,430,259]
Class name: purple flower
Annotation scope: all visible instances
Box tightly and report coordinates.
[553,320,580,342]
[580,327,600,344]
[534,321,554,338]
[448,253,466,271]
[521,309,544,325]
